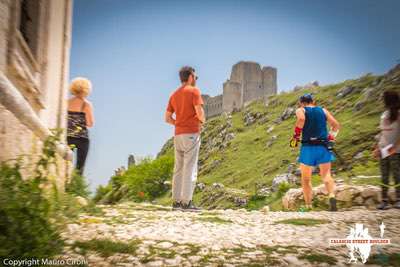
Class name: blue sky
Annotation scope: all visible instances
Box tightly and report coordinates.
[70,0,400,191]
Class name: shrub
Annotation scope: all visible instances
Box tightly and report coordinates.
[65,170,90,198]
[277,182,291,197]
[246,194,267,210]
[124,155,174,201]
[0,130,65,258]
[94,155,174,203]
[93,184,112,203]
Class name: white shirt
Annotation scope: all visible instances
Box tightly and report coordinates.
[378,110,400,153]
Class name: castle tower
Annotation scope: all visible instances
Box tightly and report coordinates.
[222,80,241,113]
[205,61,278,117]
[128,154,135,167]
[262,66,277,96]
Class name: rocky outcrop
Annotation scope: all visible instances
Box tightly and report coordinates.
[243,110,264,126]
[354,87,379,111]
[198,184,249,209]
[198,115,235,174]
[293,81,319,91]
[265,134,279,148]
[128,154,136,167]
[279,107,296,121]
[282,182,396,210]
[271,173,299,192]
[336,86,355,98]
[256,186,272,197]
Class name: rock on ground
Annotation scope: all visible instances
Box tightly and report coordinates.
[282,183,397,210]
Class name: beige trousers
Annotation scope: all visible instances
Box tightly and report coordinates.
[172,133,201,204]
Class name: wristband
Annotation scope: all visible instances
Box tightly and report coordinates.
[294,127,302,138]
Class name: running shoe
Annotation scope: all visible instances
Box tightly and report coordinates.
[298,206,313,212]
[329,197,337,211]
[181,201,201,212]
[172,201,182,210]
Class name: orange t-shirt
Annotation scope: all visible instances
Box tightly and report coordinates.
[166,86,204,135]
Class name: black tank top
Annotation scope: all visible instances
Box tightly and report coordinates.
[67,100,89,139]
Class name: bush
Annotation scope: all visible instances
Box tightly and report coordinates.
[0,130,65,258]
[94,155,174,203]
[124,155,174,201]
[246,194,267,210]
[93,184,112,203]
[65,170,90,198]
[278,182,291,197]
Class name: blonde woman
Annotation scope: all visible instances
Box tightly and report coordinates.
[67,77,94,175]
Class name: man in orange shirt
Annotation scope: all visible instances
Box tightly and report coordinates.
[165,66,205,211]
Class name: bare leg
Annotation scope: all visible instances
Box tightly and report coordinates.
[320,162,337,211]
[300,163,313,206]
[319,162,335,197]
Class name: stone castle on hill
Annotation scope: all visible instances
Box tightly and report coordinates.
[202,61,277,118]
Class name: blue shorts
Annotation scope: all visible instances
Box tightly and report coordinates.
[298,145,336,167]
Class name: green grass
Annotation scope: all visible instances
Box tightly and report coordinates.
[138,241,202,263]
[245,192,286,211]
[82,203,105,216]
[130,204,171,211]
[245,194,269,210]
[274,218,330,226]
[78,217,103,224]
[140,246,176,263]
[197,216,233,224]
[219,245,305,266]
[72,238,142,257]
[260,245,303,255]
[116,202,171,211]
[298,252,338,265]
[367,253,400,267]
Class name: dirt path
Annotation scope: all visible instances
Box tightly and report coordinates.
[58,202,400,266]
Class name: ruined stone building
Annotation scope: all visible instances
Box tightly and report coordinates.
[0,0,73,188]
[128,154,136,167]
[202,61,277,118]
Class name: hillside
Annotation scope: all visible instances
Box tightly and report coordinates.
[96,64,400,210]
[156,64,400,207]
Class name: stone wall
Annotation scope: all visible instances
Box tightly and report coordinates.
[0,0,73,189]
[202,94,223,118]
[231,62,263,105]
[262,66,277,96]
[0,0,10,71]
[222,80,241,113]
[204,61,277,118]
[0,103,38,163]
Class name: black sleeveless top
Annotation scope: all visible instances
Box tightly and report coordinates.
[67,100,89,139]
